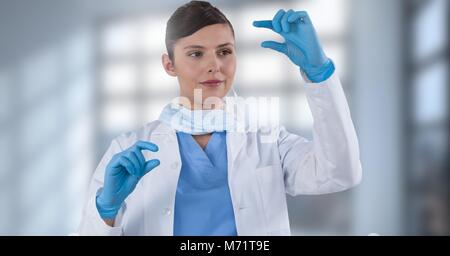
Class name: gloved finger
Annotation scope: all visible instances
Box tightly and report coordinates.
[135,141,159,152]
[125,151,142,173]
[261,41,287,55]
[107,154,122,169]
[253,20,273,30]
[287,11,309,24]
[118,176,139,197]
[281,9,294,33]
[119,156,138,176]
[143,159,161,176]
[132,148,146,170]
[272,9,285,33]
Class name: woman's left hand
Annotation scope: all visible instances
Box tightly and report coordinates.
[253,9,335,83]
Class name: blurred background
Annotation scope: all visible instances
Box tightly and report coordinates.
[0,0,448,235]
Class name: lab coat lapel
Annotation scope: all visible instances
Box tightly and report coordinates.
[226,131,246,172]
[225,131,250,235]
[141,121,181,235]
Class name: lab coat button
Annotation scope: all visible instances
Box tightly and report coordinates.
[162,208,172,215]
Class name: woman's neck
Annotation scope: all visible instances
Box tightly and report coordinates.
[192,133,212,149]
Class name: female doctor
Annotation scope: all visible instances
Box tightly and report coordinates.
[78,0,362,235]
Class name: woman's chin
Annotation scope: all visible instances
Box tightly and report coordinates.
[202,88,228,99]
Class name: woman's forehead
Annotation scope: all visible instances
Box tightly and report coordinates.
[176,24,235,49]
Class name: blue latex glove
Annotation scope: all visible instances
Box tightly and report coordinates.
[96,141,160,219]
[253,9,335,83]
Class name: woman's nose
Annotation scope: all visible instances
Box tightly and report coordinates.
[207,56,220,73]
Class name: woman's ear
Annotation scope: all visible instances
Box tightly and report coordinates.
[162,54,177,77]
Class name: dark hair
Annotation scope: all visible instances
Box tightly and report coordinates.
[165,1,235,61]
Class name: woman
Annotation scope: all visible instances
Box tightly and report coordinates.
[78,1,362,236]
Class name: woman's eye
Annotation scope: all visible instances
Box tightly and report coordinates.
[218,49,232,56]
[188,51,202,57]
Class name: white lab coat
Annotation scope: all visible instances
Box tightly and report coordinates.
[77,73,362,236]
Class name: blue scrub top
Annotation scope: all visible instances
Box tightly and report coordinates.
[173,131,238,236]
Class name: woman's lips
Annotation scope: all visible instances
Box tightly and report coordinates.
[200,80,224,87]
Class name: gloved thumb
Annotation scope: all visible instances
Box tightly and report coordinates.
[143,159,160,176]
[261,41,287,55]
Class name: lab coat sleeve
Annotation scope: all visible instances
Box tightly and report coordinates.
[77,139,125,236]
[279,72,362,195]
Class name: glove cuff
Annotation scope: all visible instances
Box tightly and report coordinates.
[96,195,121,220]
[303,59,335,83]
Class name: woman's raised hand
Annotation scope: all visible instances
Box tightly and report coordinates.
[253,9,335,83]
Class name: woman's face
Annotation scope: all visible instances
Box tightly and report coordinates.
[162,23,236,109]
